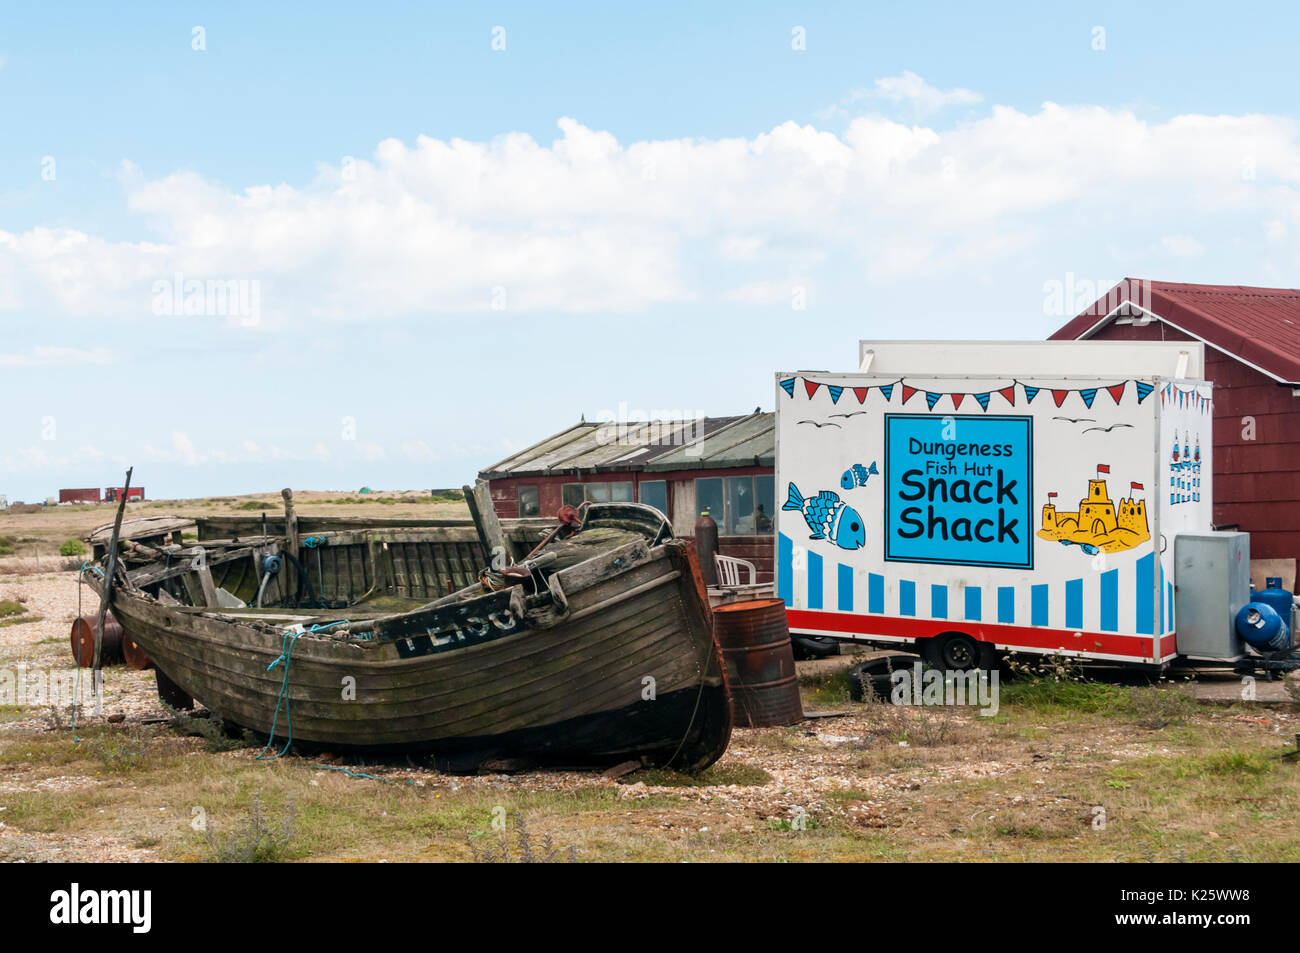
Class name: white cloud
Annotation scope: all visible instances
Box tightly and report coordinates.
[3,96,1300,318]
[862,71,983,114]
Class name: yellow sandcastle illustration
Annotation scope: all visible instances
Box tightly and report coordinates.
[1038,475,1150,553]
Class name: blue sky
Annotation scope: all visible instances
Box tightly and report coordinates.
[3,1,1299,500]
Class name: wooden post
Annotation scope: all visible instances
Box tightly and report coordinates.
[94,466,132,671]
[282,488,299,602]
[465,480,508,567]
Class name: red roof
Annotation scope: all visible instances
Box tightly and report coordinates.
[1049,279,1300,383]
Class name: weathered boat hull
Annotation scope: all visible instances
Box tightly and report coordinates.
[104,534,732,770]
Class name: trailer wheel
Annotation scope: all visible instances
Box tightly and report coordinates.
[925,632,982,671]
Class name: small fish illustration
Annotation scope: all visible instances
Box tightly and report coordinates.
[782,483,866,550]
[840,461,879,489]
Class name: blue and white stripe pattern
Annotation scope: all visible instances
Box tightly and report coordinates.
[778,532,1174,635]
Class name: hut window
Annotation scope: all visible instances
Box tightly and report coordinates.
[517,485,540,517]
[639,480,668,516]
[695,478,724,528]
[697,475,775,535]
[562,481,634,505]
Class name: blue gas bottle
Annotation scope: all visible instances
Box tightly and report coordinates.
[1251,577,1293,637]
[1235,602,1289,652]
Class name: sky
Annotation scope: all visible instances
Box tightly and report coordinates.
[2,1,1299,500]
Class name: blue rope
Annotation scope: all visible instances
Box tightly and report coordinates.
[255,621,351,761]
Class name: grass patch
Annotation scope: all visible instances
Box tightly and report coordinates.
[58,539,87,557]
[801,667,853,705]
[235,500,276,511]
[0,599,26,618]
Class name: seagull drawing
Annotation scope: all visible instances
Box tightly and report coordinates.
[797,420,842,429]
[1052,416,1096,424]
[829,411,868,419]
[1082,423,1136,433]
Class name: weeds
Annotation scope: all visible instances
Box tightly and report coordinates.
[58,539,88,557]
[90,731,150,773]
[206,794,298,863]
[467,810,577,863]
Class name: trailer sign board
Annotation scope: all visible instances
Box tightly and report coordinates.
[884,414,1033,570]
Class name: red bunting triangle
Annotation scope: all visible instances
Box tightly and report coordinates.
[1052,390,1069,407]
[804,379,820,398]
[950,393,965,410]
[901,385,917,404]
[1106,383,1126,404]
[853,387,869,404]
[997,385,1016,406]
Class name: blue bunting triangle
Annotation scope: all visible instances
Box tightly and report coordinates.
[1023,385,1040,403]
[879,383,894,401]
[1079,388,1097,409]
[779,378,796,397]
[1135,381,1154,403]
[925,392,941,410]
[974,392,990,411]
[827,384,843,404]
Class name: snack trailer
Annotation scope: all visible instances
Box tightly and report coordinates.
[774,340,1257,670]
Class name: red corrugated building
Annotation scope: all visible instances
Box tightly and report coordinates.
[58,488,101,503]
[480,413,776,580]
[1051,279,1300,585]
[105,486,145,502]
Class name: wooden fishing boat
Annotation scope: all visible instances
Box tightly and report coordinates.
[83,496,732,770]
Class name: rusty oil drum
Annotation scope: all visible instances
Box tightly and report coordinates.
[121,632,153,670]
[69,613,124,667]
[712,598,804,727]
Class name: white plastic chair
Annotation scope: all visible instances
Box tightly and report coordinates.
[714,553,758,587]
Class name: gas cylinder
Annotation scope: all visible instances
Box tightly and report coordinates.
[1250,577,1293,637]
[1235,602,1289,652]
[695,508,719,586]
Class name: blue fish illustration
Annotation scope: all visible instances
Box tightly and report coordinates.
[840,461,879,490]
[782,483,866,550]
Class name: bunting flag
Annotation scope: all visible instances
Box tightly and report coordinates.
[782,375,1186,413]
